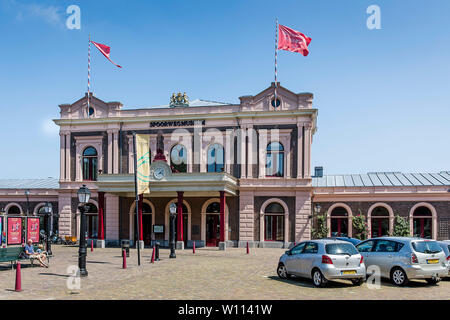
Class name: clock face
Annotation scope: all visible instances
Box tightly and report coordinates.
[153,167,166,180]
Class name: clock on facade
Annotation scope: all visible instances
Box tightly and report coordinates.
[153,167,166,180]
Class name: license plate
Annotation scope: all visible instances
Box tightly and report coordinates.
[427,259,439,264]
[341,270,356,275]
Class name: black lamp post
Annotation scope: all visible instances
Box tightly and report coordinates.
[77,185,91,277]
[43,202,53,255]
[169,203,177,259]
[25,189,30,216]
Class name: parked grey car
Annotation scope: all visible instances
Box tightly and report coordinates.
[437,240,450,278]
[277,239,366,287]
[356,237,447,286]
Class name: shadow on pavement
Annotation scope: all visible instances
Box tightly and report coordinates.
[39,272,70,278]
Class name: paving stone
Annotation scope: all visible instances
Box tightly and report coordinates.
[0,246,448,300]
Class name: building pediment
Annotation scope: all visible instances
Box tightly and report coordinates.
[59,93,122,119]
[239,83,313,112]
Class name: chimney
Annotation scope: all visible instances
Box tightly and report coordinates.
[314,166,323,178]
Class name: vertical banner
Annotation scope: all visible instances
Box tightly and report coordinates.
[7,217,22,245]
[136,134,150,194]
[0,216,3,245]
[27,217,40,243]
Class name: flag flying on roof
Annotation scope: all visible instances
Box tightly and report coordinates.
[136,134,150,194]
[91,40,122,68]
[277,24,311,56]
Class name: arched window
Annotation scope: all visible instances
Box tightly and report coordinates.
[82,147,98,181]
[264,202,285,241]
[413,206,432,239]
[266,142,284,177]
[330,207,349,237]
[207,143,224,173]
[170,144,187,173]
[7,205,21,215]
[85,203,98,239]
[206,202,220,213]
[371,207,390,237]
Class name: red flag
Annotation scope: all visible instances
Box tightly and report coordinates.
[278,24,311,56]
[91,41,122,68]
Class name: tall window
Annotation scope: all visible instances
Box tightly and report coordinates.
[82,147,98,181]
[207,143,224,173]
[413,206,432,239]
[85,203,98,239]
[330,207,349,237]
[170,144,187,173]
[371,207,390,237]
[266,142,284,177]
[264,202,285,241]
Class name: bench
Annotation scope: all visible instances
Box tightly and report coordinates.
[0,246,49,268]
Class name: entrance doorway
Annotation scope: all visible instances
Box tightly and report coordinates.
[143,215,152,246]
[206,214,220,247]
[175,214,188,246]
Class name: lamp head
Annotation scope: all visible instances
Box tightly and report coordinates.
[169,202,177,214]
[77,185,91,204]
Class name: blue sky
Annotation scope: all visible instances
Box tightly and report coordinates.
[0,0,449,178]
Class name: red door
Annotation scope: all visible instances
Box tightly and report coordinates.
[206,215,220,247]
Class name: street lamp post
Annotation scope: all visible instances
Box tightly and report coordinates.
[25,189,30,216]
[77,185,91,277]
[169,203,177,259]
[43,202,53,255]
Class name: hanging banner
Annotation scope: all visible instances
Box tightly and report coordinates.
[27,217,40,243]
[0,216,3,244]
[7,217,22,245]
[136,134,150,194]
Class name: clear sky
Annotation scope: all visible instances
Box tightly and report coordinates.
[0,0,449,179]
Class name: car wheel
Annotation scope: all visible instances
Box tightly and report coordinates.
[312,269,328,288]
[351,278,364,286]
[277,264,291,279]
[391,268,409,286]
[426,278,440,285]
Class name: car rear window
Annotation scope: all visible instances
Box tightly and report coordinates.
[325,243,358,255]
[412,241,442,254]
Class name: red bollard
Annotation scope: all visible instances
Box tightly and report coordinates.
[151,245,155,264]
[91,240,94,252]
[246,242,249,254]
[122,249,127,269]
[15,262,22,292]
[193,241,196,254]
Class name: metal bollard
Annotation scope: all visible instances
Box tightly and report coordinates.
[155,242,160,261]
[15,262,22,292]
[122,249,127,269]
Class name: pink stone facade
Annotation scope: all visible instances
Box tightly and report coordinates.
[0,83,449,247]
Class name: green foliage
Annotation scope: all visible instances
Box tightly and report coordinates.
[312,214,328,239]
[392,215,410,237]
[352,210,369,240]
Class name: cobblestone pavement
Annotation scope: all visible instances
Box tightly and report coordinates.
[0,246,448,300]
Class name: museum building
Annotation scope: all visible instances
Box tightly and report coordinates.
[0,83,449,247]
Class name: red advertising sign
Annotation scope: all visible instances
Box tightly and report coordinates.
[7,217,22,245]
[27,217,40,243]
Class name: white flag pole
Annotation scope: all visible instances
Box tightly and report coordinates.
[274,18,279,109]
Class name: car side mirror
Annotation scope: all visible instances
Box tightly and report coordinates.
[285,250,291,255]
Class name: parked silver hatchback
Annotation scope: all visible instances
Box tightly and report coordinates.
[356,237,448,286]
[277,239,366,287]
